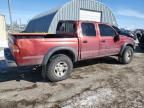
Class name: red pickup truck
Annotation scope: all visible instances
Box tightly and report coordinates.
[5,20,135,82]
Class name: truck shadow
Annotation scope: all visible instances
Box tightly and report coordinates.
[74,56,119,68]
[0,63,44,83]
[0,56,119,83]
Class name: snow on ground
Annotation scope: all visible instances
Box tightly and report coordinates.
[0,40,8,58]
[61,88,116,108]
[0,40,7,71]
[0,40,8,48]
[0,50,4,58]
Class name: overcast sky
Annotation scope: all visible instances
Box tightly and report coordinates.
[0,0,144,30]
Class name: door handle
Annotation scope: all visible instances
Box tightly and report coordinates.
[83,40,88,43]
[101,40,106,43]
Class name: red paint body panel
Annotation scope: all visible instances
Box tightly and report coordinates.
[8,21,135,66]
[13,38,78,66]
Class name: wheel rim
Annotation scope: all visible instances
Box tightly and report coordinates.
[126,50,132,61]
[54,62,68,78]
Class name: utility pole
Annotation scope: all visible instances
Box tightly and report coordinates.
[19,18,21,31]
[8,0,13,31]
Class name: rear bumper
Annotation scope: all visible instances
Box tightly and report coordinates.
[4,48,17,67]
[4,48,43,67]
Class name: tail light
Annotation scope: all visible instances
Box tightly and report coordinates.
[12,44,20,53]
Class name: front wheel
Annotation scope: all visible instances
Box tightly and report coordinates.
[119,46,134,64]
[45,54,73,82]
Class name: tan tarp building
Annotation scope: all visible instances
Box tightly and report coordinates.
[0,14,7,48]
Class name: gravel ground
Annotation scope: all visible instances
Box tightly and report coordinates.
[0,47,144,108]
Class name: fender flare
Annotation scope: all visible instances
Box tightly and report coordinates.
[42,47,77,78]
[120,43,135,56]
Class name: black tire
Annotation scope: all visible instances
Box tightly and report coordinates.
[45,54,73,82]
[119,46,134,64]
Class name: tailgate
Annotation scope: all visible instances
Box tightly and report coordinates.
[8,33,16,55]
[8,33,49,55]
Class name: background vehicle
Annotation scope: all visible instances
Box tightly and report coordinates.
[134,29,144,50]
[5,20,135,82]
[112,26,136,40]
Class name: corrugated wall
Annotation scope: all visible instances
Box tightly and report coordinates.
[25,0,117,33]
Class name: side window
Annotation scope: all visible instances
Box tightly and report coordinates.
[81,23,96,36]
[99,24,116,37]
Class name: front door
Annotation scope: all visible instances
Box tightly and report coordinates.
[80,22,99,59]
[98,24,121,56]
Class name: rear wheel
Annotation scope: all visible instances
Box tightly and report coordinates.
[119,46,134,64]
[45,54,73,82]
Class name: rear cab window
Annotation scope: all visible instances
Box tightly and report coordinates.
[56,21,76,34]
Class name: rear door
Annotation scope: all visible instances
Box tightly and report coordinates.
[98,24,121,56]
[80,22,99,59]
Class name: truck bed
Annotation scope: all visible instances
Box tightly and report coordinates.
[8,33,79,66]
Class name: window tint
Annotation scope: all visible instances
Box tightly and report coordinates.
[81,23,96,36]
[57,22,75,33]
[99,24,116,36]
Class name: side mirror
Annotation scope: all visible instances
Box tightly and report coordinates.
[114,33,120,41]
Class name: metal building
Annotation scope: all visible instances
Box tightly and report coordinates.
[25,0,117,33]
